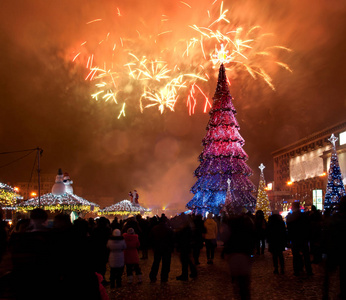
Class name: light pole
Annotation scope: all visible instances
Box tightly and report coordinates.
[36,147,43,208]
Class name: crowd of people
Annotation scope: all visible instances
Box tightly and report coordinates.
[0,197,346,300]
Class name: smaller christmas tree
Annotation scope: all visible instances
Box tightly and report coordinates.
[324,134,346,210]
[255,163,271,220]
[222,178,244,214]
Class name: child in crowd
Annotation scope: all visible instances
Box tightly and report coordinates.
[123,227,142,284]
[107,229,127,288]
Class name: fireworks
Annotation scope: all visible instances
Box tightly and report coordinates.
[72,0,291,117]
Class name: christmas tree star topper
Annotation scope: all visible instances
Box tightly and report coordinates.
[328,133,338,148]
[259,163,265,173]
[211,44,232,65]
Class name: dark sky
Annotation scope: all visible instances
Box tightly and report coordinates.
[1,0,346,211]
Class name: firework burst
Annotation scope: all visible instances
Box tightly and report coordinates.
[72,0,291,117]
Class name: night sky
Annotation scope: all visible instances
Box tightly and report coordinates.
[1,0,346,211]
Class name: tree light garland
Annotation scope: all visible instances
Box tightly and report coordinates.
[16,193,100,213]
[187,63,256,215]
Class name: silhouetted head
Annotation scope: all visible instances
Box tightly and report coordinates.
[30,208,48,222]
[196,214,203,221]
[255,210,264,217]
[291,202,300,212]
[97,217,110,228]
[15,218,30,232]
[159,214,168,223]
[53,213,72,230]
[73,218,89,236]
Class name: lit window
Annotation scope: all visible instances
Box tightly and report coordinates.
[312,189,323,210]
[340,131,346,146]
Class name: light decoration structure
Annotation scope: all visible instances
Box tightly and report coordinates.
[324,133,346,210]
[255,163,271,220]
[186,62,256,215]
[16,169,99,213]
[99,200,151,216]
[0,182,22,209]
[16,193,100,213]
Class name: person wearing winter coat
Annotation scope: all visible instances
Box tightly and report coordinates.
[267,212,286,274]
[9,208,53,300]
[90,217,111,284]
[222,214,256,300]
[286,201,313,276]
[254,210,267,255]
[174,214,197,281]
[149,214,174,282]
[107,229,127,288]
[192,214,206,265]
[204,213,218,264]
[123,227,142,284]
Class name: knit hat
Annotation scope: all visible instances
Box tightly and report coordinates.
[127,228,135,234]
[113,229,121,236]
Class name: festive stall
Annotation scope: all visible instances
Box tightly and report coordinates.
[100,199,151,218]
[0,182,22,220]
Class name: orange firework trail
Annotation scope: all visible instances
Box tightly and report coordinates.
[71,0,291,118]
[187,83,211,115]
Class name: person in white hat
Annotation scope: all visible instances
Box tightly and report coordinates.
[107,229,127,288]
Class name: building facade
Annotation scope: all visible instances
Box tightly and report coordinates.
[271,121,346,211]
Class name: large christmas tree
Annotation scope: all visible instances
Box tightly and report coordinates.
[324,133,346,210]
[255,163,271,220]
[186,64,256,215]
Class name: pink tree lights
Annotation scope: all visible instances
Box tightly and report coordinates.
[186,64,256,215]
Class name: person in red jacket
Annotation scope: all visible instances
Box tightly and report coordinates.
[123,227,142,284]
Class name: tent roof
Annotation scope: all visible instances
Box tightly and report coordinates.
[101,200,150,213]
[17,192,99,208]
